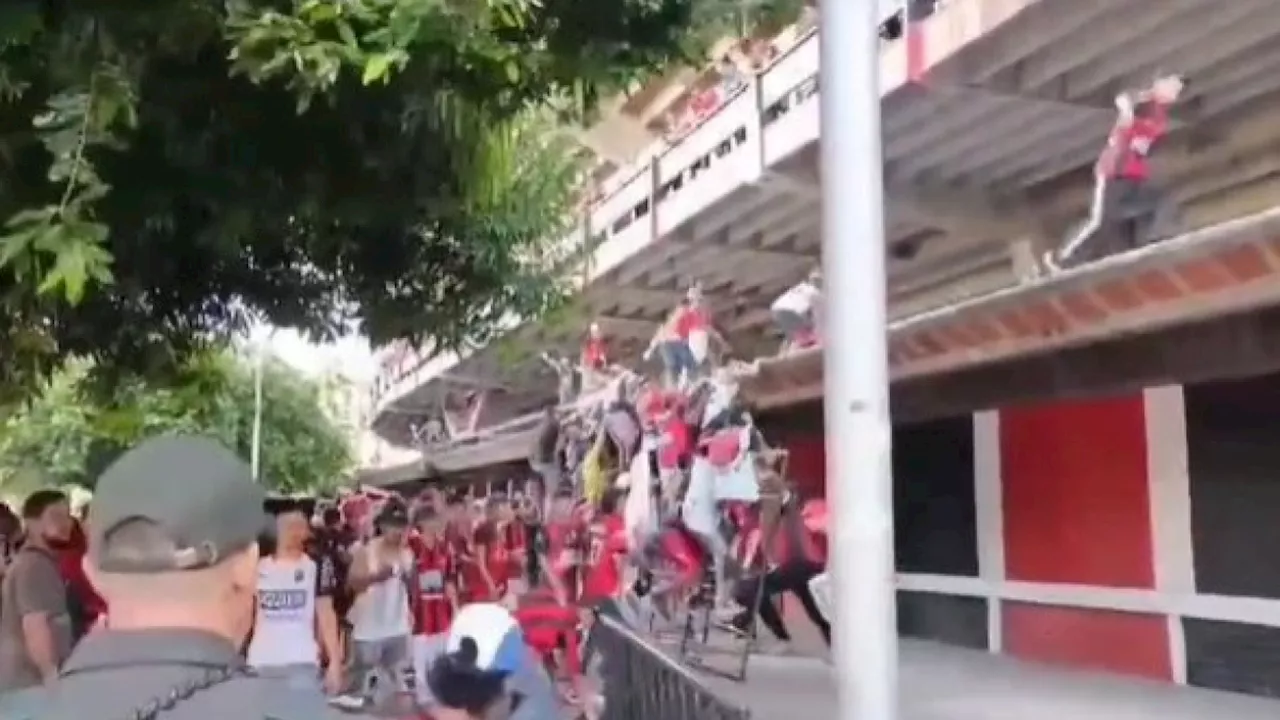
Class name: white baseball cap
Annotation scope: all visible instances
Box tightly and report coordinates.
[446,603,527,675]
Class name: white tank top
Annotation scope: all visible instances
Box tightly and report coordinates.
[248,556,318,667]
[348,540,413,642]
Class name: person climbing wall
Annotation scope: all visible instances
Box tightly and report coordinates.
[1044,73,1186,273]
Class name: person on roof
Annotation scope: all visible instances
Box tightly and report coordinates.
[644,308,690,389]
[1044,73,1186,273]
[578,322,611,393]
[527,405,563,492]
[645,284,727,389]
[679,284,721,373]
[539,351,578,406]
[770,267,822,355]
[716,55,746,96]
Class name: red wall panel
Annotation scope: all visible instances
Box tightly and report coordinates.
[786,436,826,498]
[1003,603,1171,681]
[1001,395,1155,588]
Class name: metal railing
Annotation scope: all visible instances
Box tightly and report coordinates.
[595,613,752,720]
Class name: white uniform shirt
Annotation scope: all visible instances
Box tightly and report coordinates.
[771,281,820,316]
[248,556,320,667]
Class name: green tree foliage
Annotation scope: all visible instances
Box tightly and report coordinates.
[0,351,353,495]
[0,0,745,405]
[685,0,806,48]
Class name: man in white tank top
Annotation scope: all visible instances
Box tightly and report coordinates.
[345,504,415,706]
[248,504,344,694]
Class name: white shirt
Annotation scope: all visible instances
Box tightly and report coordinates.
[771,281,820,315]
[348,539,414,642]
[248,556,319,667]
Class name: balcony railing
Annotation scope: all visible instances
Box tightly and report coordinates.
[373,2,928,418]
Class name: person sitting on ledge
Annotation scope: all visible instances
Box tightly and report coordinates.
[770,267,822,355]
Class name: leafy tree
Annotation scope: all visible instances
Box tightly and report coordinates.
[0,0,811,409]
[0,351,353,495]
[686,0,806,48]
[0,0,723,404]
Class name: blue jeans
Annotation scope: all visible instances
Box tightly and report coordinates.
[659,340,698,377]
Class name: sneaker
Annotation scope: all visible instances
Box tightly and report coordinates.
[713,618,749,639]
[712,602,743,621]
[328,694,370,711]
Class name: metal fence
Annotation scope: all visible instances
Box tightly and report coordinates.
[594,613,753,720]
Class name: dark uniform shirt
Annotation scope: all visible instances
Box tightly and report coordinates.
[11,628,372,720]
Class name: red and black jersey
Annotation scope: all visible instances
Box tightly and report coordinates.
[411,536,455,636]
[581,514,628,604]
[754,496,827,568]
[444,521,475,595]
[1097,99,1170,181]
[514,587,581,677]
[581,337,608,370]
[545,517,588,600]
[470,521,512,601]
[501,521,527,577]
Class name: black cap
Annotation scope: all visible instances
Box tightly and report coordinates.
[377,502,409,529]
[90,436,266,573]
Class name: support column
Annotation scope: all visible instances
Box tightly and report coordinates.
[972,410,1005,653]
[820,0,897,717]
[1143,386,1195,684]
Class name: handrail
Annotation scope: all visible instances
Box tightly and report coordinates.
[594,613,751,720]
[758,25,821,84]
[586,21,822,224]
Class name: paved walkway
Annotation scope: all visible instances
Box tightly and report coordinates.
[684,640,1280,720]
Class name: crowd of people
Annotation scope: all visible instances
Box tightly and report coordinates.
[0,425,832,719]
[529,317,833,661]
[0,435,662,719]
[0,278,828,720]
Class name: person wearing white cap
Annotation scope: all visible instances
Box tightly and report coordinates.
[424,603,560,720]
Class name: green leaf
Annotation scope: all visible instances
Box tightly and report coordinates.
[361,53,393,85]
[336,19,358,47]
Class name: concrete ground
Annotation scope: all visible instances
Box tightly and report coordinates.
[683,639,1280,720]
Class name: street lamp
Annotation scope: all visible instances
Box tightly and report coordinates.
[821,1,898,719]
[249,325,277,482]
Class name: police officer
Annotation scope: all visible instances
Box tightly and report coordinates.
[11,435,376,720]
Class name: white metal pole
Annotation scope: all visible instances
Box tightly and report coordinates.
[820,0,898,718]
